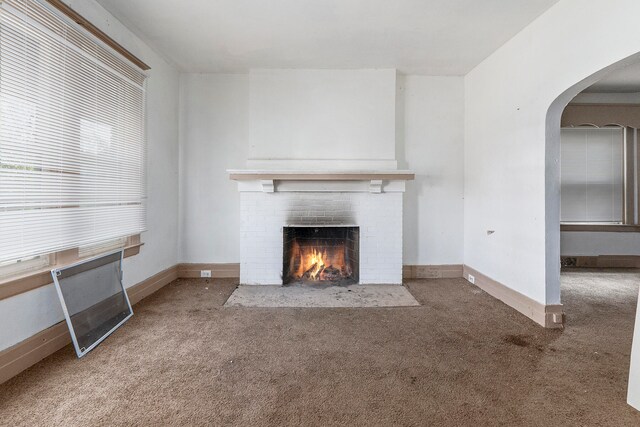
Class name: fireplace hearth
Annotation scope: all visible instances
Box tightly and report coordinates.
[283,226,359,285]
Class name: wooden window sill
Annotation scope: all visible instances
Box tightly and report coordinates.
[0,242,143,301]
[560,224,640,232]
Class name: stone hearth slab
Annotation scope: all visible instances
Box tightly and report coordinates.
[224,284,420,308]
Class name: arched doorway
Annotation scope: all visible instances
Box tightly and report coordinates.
[545,55,640,410]
[545,53,640,305]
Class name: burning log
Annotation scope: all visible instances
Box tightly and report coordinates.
[302,263,317,279]
[321,265,342,281]
[303,263,324,280]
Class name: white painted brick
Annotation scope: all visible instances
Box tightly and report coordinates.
[239,191,403,284]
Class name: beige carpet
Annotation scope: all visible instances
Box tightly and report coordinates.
[1,271,639,426]
[224,284,420,307]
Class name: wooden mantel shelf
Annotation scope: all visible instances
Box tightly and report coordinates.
[228,170,415,181]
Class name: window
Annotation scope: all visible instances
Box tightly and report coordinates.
[78,236,127,259]
[0,0,147,268]
[560,127,625,223]
[0,254,49,277]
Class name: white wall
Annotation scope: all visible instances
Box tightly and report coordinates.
[0,0,180,351]
[179,74,249,262]
[571,92,640,104]
[398,75,465,265]
[179,72,465,266]
[249,69,396,161]
[561,232,640,256]
[629,286,640,410]
[464,0,640,305]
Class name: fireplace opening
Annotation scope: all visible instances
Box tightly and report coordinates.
[283,226,359,285]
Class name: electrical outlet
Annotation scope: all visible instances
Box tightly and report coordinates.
[200,270,212,278]
[468,274,475,284]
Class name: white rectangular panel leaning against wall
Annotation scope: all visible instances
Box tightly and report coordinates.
[629,286,640,409]
[249,69,396,161]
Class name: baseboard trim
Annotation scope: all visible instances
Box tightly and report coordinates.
[128,265,179,305]
[0,264,179,385]
[0,322,70,386]
[462,265,564,329]
[180,263,464,281]
[1,261,565,384]
[178,263,240,278]
[402,264,463,279]
[561,255,640,269]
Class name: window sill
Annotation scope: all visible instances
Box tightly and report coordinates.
[560,224,640,232]
[0,242,143,301]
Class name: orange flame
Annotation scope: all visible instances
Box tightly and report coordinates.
[305,248,326,280]
[290,241,347,281]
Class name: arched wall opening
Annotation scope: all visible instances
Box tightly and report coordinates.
[545,53,640,410]
[463,0,640,409]
[464,0,640,329]
[544,52,640,306]
[464,0,640,310]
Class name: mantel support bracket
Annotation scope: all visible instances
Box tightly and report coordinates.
[369,179,383,193]
[260,179,275,193]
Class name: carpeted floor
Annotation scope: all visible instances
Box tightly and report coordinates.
[1,270,639,426]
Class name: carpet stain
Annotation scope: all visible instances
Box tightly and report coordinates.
[504,334,531,347]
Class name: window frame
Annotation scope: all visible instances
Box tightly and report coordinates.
[0,234,142,301]
[1,0,148,269]
[560,125,639,232]
[560,103,640,233]
[0,254,52,278]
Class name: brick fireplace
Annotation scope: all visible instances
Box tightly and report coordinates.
[230,166,414,285]
[282,226,359,285]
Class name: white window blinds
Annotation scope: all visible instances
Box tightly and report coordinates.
[0,0,146,263]
[560,127,624,223]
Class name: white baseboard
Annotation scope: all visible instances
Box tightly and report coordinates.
[462,265,564,329]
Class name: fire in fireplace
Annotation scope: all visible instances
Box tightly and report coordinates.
[283,226,359,285]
